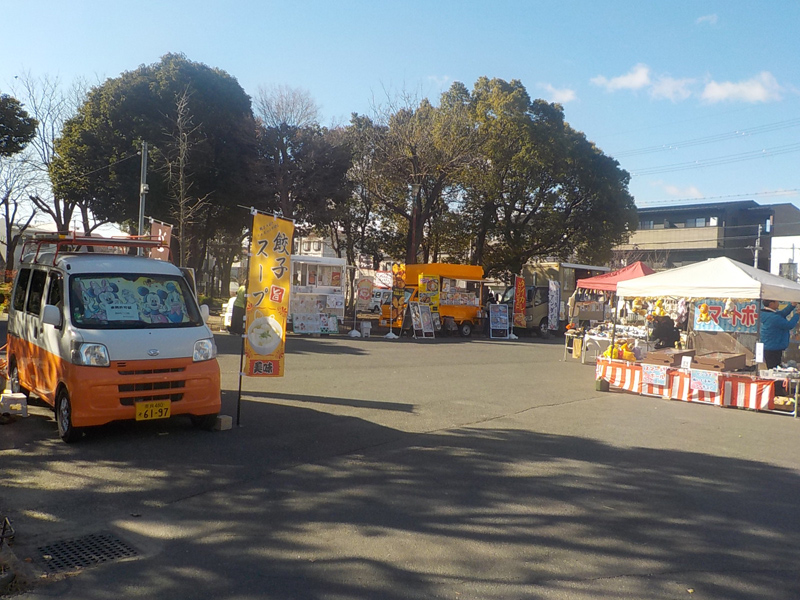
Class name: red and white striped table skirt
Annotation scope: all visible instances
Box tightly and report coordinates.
[595,358,774,411]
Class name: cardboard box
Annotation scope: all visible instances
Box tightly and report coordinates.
[641,348,696,367]
[693,351,747,372]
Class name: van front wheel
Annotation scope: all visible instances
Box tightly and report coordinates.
[56,389,81,443]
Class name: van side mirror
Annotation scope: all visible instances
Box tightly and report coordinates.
[200,304,210,323]
[42,304,62,328]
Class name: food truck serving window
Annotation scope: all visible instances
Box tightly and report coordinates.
[69,274,202,329]
[440,278,481,306]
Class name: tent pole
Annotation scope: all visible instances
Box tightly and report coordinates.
[610,292,617,358]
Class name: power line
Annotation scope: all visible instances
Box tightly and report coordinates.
[613,117,800,158]
[52,152,141,187]
[629,143,800,177]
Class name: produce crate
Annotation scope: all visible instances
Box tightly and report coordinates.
[641,348,696,367]
[693,351,747,372]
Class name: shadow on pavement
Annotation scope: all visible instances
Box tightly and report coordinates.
[3,391,800,599]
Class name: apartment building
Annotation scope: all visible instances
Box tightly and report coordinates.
[613,200,774,271]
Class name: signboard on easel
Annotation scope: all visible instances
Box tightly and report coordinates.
[419,303,435,338]
[489,303,510,339]
[408,301,434,339]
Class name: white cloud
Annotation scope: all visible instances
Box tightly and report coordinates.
[701,71,783,103]
[650,76,695,102]
[663,184,703,198]
[591,63,651,91]
[696,14,718,25]
[650,180,703,198]
[541,83,577,104]
[427,75,452,89]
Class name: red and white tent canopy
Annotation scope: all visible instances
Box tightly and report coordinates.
[576,261,655,293]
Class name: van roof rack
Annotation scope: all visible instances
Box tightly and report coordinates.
[21,233,170,266]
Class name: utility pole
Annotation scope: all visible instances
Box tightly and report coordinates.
[137,141,149,255]
[753,223,762,268]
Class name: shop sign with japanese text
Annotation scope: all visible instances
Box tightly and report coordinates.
[693,298,758,333]
[513,276,526,328]
[244,213,294,377]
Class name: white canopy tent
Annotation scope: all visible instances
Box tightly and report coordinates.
[616,257,800,302]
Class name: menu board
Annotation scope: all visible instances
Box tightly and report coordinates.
[489,304,510,339]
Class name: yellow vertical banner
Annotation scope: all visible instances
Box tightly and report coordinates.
[390,263,406,323]
[244,213,294,377]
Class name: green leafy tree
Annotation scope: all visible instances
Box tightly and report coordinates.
[51,53,258,269]
[458,77,637,280]
[0,93,37,157]
[362,87,485,264]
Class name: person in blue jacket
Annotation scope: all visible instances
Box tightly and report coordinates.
[760,299,799,369]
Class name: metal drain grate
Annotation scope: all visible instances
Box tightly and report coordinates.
[37,533,138,574]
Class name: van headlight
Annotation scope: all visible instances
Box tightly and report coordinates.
[193,338,216,362]
[72,342,110,367]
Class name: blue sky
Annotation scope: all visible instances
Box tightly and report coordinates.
[5,1,800,213]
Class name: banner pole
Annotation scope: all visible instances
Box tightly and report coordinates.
[236,332,245,427]
[236,216,254,427]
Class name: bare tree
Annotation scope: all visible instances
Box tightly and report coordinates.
[0,158,36,277]
[13,72,92,233]
[253,85,321,222]
[254,84,319,129]
[159,88,210,267]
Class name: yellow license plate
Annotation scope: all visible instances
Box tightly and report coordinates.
[135,400,171,421]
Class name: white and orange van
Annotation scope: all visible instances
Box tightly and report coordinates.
[7,236,221,442]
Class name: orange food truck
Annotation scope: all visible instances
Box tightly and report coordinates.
[380,263,487,337]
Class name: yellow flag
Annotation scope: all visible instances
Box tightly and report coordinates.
[244,213,294,377]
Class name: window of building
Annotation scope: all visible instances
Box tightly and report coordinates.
[313,242,322,251]
[639,220,654,230]
[303,241,311,251]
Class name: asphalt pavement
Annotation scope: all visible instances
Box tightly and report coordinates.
[2,329,800,599]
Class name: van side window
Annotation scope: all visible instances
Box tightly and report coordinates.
[47,273,63,308]
[26,270,48,316]
[533,287,549,307]
[12,268,31,312]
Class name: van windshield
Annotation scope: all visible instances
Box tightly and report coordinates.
[69,274,202,329]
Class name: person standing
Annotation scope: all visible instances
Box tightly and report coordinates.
[760,299,799,369]
[231,282,247,335]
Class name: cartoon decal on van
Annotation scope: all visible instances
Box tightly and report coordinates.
[71,276,192,326]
